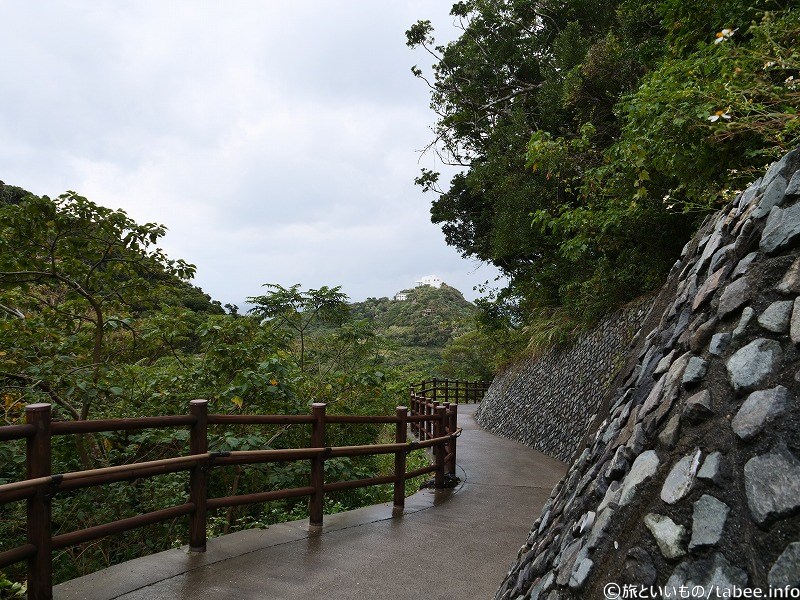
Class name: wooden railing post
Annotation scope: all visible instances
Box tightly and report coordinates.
[393,406,408,514]
[26,403,52,600]
[419,398,424,440]
[309,403,327,528]
[417,396,428,440]
[189,399,208,552]
[443,402,451,475]
[428,401,437,441]
[418,394,423,438]
[409,384,419,437]
[428,400,434,440]
[443,378,449,405]
[422,397,427,438]
[432,377,438,402]
[447,403,458,477]
[433,405,446,489]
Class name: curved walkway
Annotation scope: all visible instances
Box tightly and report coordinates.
[55,404,566,600]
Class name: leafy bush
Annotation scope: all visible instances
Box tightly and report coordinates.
[409,0,799,363]
[0,196,437,586]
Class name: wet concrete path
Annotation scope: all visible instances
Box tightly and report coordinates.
[55,404,566,600]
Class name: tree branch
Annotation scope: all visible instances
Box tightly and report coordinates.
[0,302,25,319]
[0,372,82,420]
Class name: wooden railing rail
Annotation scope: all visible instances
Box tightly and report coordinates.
[408,378,491,445]
[0,400,460,600]
[409,378,491,405]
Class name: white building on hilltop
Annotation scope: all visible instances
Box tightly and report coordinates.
[415,275,444,289]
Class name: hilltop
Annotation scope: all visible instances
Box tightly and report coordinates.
[352,284,475,347]
[348,283,482,380]
[1,190,483,586]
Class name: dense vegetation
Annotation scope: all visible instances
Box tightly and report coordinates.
[348,284,492,380]
[408,0,799,358]
[0,190,449,588]
[6,0,793,587]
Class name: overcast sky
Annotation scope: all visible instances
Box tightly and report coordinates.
[0,1,503,306]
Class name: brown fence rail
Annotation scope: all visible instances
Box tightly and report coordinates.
[0,400,460,600]
[407,379,489,475]
[409,378,491,406]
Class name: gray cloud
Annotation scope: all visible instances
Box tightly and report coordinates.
[0,0,503,305]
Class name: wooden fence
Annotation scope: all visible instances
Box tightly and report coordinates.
[410,378,491,406]
[407,379,490,467]
[0,400,460,600]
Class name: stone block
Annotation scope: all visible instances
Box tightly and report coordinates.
[761,203,800,254]
[644,513,687,559]
[744,446,800,525]
[717,276,753,319]
[709,332,731,356]
[752,174,787,219]
[776,256,800,293]
[697,452,725,486]
[731,385,792,441]
[618,450,659,508]
[661,449,702,505]
[768,542,800,588]
[757,300,794,333]
[683,389,713,423]
[726,338,783,391]
[689,495,729,551]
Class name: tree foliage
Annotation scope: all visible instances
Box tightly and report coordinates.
[0,192,196,426]
[247,283,349,372]
[409,0,799,342]
[348,284,481,381]
[0,192,430,586]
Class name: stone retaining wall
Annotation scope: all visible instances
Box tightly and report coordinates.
[475,301,649,463]
[493,147,800,598]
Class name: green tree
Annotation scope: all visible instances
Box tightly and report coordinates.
[247,284,349,372]
[0,192,195,426]
[409,0,798,353]
[0,181,31,206]
[406,0,657,321]
[440,329,495,380]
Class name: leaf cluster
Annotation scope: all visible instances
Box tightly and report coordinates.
[0,193,430,585]
[347,284,484,381]
[409,0,799,361]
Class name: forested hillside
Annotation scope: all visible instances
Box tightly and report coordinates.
[353,285,475,347]
[348,284,492,380]
[408,0,799,360]
[0,190,432,586]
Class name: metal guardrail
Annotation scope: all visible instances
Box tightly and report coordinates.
[0,400,460,600]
